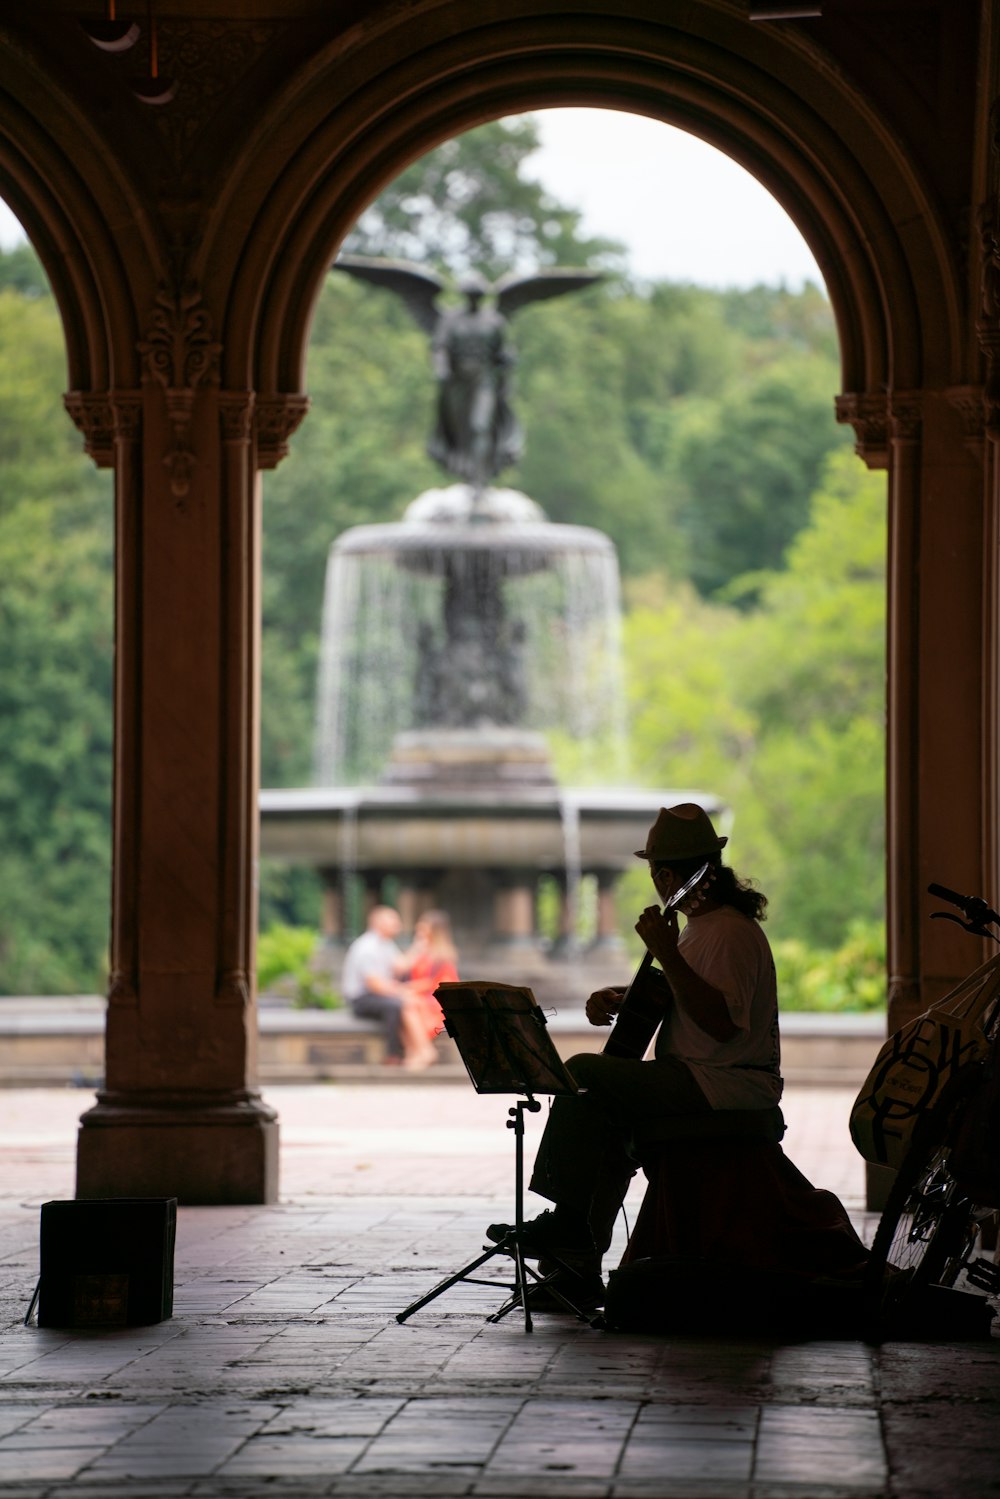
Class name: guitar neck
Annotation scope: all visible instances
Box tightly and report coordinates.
[602,953,671,1060]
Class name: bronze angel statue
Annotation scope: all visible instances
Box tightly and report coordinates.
[334,255,603,492]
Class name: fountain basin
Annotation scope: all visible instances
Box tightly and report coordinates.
[260,785,726,869]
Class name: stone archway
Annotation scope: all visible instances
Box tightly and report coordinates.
[220,6,983,1036]
[0,2,989,1202]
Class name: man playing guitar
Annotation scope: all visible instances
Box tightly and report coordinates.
[486,801,782,1310]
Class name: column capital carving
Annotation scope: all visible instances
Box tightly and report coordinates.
[64,390,143,466]
[835,391,889,468]
[139,283,222,392]
[256,393,310,469]
[138,283,222,500]
[947,384,986,449]
[889,390,924,444]
[219,391,255,443]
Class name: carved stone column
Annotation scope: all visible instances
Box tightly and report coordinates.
[840,386,990,1210]
[73,287,280,1204]
[838,388,991,1034]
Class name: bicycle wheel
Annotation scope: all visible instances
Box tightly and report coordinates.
[865,1140,977,1330]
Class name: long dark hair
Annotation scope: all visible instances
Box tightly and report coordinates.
[658,853,768,923]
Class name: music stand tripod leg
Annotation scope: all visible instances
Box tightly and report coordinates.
[396,1099,590,1328]
[396,982,591,1328]
[395,1242,507,1324]
[395,1098,537,1327]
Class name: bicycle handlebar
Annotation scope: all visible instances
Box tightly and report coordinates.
[927,882,1000,932]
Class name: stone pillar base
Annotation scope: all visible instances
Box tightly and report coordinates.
[76,1091,279,1205]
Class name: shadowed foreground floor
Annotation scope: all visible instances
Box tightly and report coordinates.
[0,1084,997,1498]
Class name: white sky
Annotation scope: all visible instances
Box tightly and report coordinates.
[526,108,823,289]
[0,108,823,290]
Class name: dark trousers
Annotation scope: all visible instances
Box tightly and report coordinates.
[529,1051,711,1257]
[350,991,405,1058]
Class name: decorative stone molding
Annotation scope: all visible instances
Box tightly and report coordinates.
[219,391,255,444]
[889,391,923,444]
[138,284,222,500]
[145,20,286,170]
[835,391,889,468]
[947,385,987,449]
[256,393,310,469]
[63,390,143,467]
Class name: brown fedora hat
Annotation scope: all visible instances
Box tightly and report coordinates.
[634,803,728,863]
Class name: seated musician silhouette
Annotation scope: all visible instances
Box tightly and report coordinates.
[486,802,783,1308]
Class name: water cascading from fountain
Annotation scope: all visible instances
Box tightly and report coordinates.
[313,485,629,789]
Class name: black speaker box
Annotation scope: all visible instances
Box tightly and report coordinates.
[38,1198,177,1327]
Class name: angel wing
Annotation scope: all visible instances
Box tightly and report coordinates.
[493,268,605,320]
[332,254,446,335]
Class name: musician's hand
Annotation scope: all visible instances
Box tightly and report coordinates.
[585,986,625,1027]
[635,905,680,968]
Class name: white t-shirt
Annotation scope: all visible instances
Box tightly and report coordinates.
[654,905,782,1109]
[341,930,400,1002]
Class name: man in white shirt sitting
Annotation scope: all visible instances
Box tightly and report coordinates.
[488,802,782,1307]
[341,904,436,1068]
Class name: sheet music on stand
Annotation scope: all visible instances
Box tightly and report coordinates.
[434,980,579,1098]
[395,979,589,1332]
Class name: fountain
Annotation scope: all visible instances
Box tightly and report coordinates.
[258,255,724,1000]
[259,479,724,997]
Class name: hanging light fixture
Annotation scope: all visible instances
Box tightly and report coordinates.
[130,0,176,104]
[80,0,140,52]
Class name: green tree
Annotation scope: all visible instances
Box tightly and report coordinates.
[625,449,886,949]
[345,117,624,279]
[669,352,851,598]
[0,279,114,994]
[0,242,48,299]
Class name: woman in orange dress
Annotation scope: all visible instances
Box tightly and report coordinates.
[400,910,459,1062]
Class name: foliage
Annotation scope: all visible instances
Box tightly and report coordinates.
[256,923,341,1009]
[0,243,49,299]
[0,119,877,995]
[772,920,886,1012]
[258,862,324,933]
[344,117,625,280]
[0,282,114,994]
[625,448,887,952]
[668,353,851,598]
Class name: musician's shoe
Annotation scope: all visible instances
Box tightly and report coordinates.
[485,1206,595,1258]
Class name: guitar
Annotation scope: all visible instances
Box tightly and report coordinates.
[602,861,712,1060]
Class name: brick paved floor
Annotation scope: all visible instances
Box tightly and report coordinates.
[0,1083,997,1498]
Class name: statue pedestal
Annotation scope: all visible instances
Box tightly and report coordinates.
[380,728,557,792]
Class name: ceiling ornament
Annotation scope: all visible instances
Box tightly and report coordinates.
[130,0,176,105]
[80,0,140,53]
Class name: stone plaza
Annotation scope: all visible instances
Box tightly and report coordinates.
[1,1082,998,1498]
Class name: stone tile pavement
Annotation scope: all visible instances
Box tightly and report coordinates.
[0,1082,997,1497]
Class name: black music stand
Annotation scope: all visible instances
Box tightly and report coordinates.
[395,980,591,1332]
